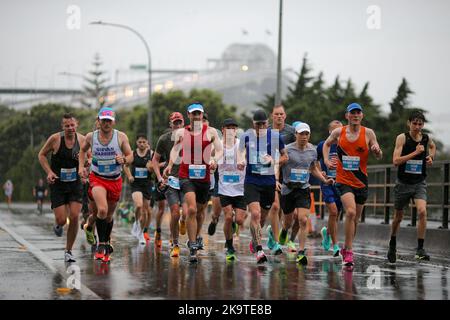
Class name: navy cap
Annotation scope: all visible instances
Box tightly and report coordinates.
[253,110,268,122]
[346,103,363,113]
[222,118,238,127]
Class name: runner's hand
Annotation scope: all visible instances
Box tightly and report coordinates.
[162,165,172,179]
[128,176,135,184]
[115,154,126,165]
[237,161,246,171]
[47,171,58,184]
[324,177,334,186]
[276,181,282,192]
[426,155,433,166]
[415,143,425,155]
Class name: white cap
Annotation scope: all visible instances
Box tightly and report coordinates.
[295,122,310,133]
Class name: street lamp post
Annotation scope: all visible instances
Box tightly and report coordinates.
[89,21,153,146]
[275,0,283,106]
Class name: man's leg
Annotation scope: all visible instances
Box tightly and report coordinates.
[415,199,430,260]
[268,192,281,242]
[66,201,82,251]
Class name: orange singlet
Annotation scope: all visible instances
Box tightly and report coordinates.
[336,125,369,189]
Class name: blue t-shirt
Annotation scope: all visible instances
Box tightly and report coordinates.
[317,140,338,178]
[239,129,285,186]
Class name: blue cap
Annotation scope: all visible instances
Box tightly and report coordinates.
[98,107,115,120]
[346,103,363,113]
[292,121,303,128]
[187,103,204,113]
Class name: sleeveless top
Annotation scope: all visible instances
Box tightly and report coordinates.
[90,129,123,179]
[336,126,369,189]
[178,123,212,183]
[50,132,80,183]
[131,149,152,186]
[218,139,245,197]
[397,132,428,184]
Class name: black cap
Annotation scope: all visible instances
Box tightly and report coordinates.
[222,118,238,127]
[253,110,268,122]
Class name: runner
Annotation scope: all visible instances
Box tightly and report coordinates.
[279,122,334,265]
[267,105,296,255]
[387,110,436,262]
[322,103,383,267]
[164,102,222,263]
[123,134,153,245]
[33,178,48,215]
[317,120,344,257]
[78,107,133,263]
[38,113,86,262]
[238,109,288,263]
[217,118,247,261]
[154,111,187,257]
[3,180,13,208]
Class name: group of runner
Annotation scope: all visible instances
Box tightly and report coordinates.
[36,101,436,268]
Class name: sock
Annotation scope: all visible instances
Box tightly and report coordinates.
[281,229,288,238]
[418,238,424,250]
[86,225,93,232]
[106,219,114,242]
[389,236,396,248]
[225,239,233,249]
[143,227,148,233]
[157,227,161,233]
[96,218,108,243]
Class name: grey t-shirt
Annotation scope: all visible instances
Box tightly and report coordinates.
[270,124,296,145]
[281,142,318,195]
[155,130,179,177]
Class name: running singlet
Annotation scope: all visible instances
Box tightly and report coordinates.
[50,132,80,183]
[397,132,428,184]
[131,149,152,182]
[178,123,212,183]
[336,126,369,188]
[90,129,123,179]
[218,139,245,197]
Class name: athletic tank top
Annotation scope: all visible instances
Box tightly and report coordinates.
[218,139,245,197]
[131,149,152,184]
[397,132,428,184]
[336,126,369,188]
[90,129,123,179]
[50,132,80,183]
[178,123,212,183]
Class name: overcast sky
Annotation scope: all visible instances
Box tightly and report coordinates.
[1,0,449,148]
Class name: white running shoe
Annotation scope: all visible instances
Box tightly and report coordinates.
[64,250,76,263]
[139,232,146,245]
[132,221,138,238]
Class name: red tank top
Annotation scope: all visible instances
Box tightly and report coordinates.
[336,125,369,188]
[178,123,212,183]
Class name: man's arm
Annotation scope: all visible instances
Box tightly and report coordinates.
[210,128,223,170]
[392,134,422,166]
[323,128,341,169]
[123,164,134,183]
[38,134,58,184]
[426,137,437,166]
[78,132,92,178]
[367,128,383,160]
[117,132,133,166]
[311,161,333,185]
[163,129,183,178]
[152,151,164,183]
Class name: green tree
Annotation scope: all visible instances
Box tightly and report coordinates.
[82,53,110,109]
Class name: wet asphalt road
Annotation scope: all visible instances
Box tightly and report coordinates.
[0,204,449,300]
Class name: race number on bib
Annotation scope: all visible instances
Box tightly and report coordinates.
[60,168,77,182]
[168,176,180,189]
[98,159,117,174]
[134,167,148,178]
[290,168,309,183]
[189,165,206,179]
[405,160,423,175]
[223,171,240,184]
[342,156,360,171]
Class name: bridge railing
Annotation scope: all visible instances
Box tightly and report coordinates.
[311,160,450,229]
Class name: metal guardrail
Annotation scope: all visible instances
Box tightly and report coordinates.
[312,160,449,229]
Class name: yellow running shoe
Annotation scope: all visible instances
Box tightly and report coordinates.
[170,245,180,257]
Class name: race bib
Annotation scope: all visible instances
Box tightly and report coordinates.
[223,171,240,184]
[290,168,309,183]
[98,159,117,174]
[342,156,360,171]
[60,168,77,182]
[37,191,44,197]
[405,160,423,175]
[189,164,206,179]
[168,176,180,190]
[134,167,148,178]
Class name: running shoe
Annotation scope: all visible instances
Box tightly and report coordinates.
[53,224,63,237]
[271,242,283,255]
[387,246,397,263]
[226,247,236,261]
[196,236,204,250]
[102,244,113,263]
[64,250,76,263]
[256,250,268,264]
[321,226,331,251]
[154,231,162,247]
[296,250,308,265]
[208,220,217,236]
[170,245,180,258]
[415,248,430,261]
[95,244,106,260]
[342,248,354,267]
[287,240,297,252]
[278,229,288,245]
[138,232,146,245]
[332,244,340,257]
[266,225,276,250]
[179,220,187,235]
[83,224,96,246]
